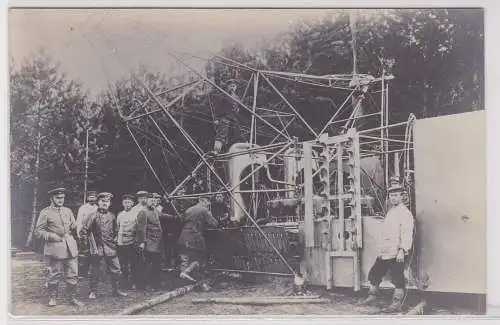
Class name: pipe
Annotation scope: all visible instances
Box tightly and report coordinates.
[358,121,410,134]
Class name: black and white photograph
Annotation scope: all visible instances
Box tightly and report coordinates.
[7,7,487,317]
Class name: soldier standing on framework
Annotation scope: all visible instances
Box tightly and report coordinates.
[34,187,83,307]
[79,192,128,299]
[212,79,245,154]
[75,190,98,278]
[360,182,415,313]
[177,197,219,290]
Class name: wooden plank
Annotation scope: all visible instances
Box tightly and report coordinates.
[191,297,331,305]
[118,282,202,315]
[329,251,355,257]
[303,142,314,248]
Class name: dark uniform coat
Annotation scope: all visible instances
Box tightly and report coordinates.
[35,205,79,259]
[178,204,219,252]
[213,92,244,148]
[79,210,118,257]
[137,208,174,253]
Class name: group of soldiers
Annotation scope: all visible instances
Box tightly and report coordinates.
[34,187,223,307]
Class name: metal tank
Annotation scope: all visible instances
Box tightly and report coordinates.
[227,143,267,222]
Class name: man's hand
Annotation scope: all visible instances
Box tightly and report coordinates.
[49,233,63,242]
[396,249,405,263]
[214,140,223,153]
[138,243,145,251]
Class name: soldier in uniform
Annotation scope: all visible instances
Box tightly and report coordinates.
[34,187,83,307]
[136,193,177,291]
[79,192,128,299]
[211,193,230,227]
[152,192,163,212]
[212,79,244,154]
[162,187,190,269]
[177,197,219,288]
[360,182,415,313]
[131,190,148,215]
[75,190,98,278]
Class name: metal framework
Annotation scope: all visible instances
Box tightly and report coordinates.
[86,22,416,278]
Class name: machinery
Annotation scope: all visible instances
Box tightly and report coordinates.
[107,26,485,312]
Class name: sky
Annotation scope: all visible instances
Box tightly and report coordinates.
[9,8,343,98]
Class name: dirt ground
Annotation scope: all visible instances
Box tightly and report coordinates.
[9,253,481,317]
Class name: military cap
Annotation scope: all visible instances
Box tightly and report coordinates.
[387,183,403,193]
[152,192,162,199]
[87,191,98,198]
[136,190,149,197]
[122,193,135,201]
[144,192,155,198]
[48,187,66,196]
[97,192,114,200]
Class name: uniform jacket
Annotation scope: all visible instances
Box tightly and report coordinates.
[80,210,118,257]
[162,202,186,237]
[136,207,174,253]
[379,203,415,260]
[34,205,79,259]
[116,208,137,246]
[213,93,243,146]
[76,203,98,237]
[178,203,219,252]
[130,203,146,216]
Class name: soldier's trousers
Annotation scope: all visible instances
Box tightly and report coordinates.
[179,245,207,279]
[47,256,78,286]
[117,244,139,286]
[368,257,407,289]
[78,255,91,277]
[89,255,121,291]
[143,251,162,289]
[164,234,179,267]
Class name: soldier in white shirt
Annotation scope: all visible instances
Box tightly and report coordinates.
[361,182,415,313]
[116,194,138,290]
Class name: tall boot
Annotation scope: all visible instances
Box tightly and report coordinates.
[112,276,128,297]
[89,275,98,299]
[383,288,405,313]
[359,284,379,305]
[47,283,58,307]
[67,284,84,307]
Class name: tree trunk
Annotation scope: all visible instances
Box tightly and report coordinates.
[118,282,202,315]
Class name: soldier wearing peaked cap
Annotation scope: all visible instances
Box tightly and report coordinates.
[80,192,128,299]
[34,187,83,307]
[136,192,177,291]
[152,192,163,212]
[76,190,98,278]
[360,182,415,313]
[131,190,149,215]
[178,197,219,289]
[212,78,244,154]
